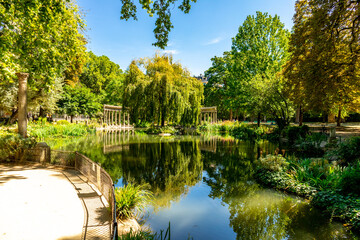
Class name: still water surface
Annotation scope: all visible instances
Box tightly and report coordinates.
[48,131,356,240]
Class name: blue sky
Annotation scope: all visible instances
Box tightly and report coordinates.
[77,0,296,76]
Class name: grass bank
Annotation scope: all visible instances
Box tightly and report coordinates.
[28,120,96,139]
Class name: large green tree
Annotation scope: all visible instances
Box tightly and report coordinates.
[57,84,102,122]
[119,0,197,48]
[0,0,86,136]
[231,11,291,128]
[123,54,203,126]
[205,12,292,128]
[284,0,360,126]
[204,52,239,120]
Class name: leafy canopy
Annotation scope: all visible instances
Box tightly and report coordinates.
[120,0,197,49]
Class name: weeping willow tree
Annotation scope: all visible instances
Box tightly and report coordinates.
[123,54,203,126]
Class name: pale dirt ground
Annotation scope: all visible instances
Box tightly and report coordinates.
[0,164,84,240]
[302,122,360,139]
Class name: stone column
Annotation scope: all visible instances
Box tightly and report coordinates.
[16,73,29,138]
[123,111,126,128]
[127,112,130,127]
[118,110,121,127]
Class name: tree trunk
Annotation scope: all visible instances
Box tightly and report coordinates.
[229,109,233,121]
[337,109,342,127]
[6,108,18,125]
[257,112,261,128]
[299,106,303,126]
[39,106,46,118]
[70,115,74,123]
[295,107,301,123]
[16,73,29,138]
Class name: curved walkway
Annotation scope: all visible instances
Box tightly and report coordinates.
[0,163,111,240]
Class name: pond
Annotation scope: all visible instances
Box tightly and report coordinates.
[47,131,355,240]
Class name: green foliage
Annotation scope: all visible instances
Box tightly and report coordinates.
[205,12,293,127]
[56,120,71,125]
[284,125,309,145]
[328,137,360,165]
[80,51,124,95]
[255,169,317,198]
[0,134,36,161]
[198,122,271,142]
[120,0,197,48]
[257,154,289,172]
[312,191,360,232]
[57,84,102,119]
[284,0,360,116]
[338,162,360,196]
[115,183,154,220]
[0,0,86,97]
[28,123,93,139]
[123,54,203,126]
[145,126,177,135]
[288,158,343,191]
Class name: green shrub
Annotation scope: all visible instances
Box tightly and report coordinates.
[56,120,70,125]
[255,169,317,198]
[115,183,154,220]
[231,124,259,141]
[257,154,289,172]
[329,137,360,165]
[135,122,152,128]
[0,134,36,161]
[285,125,309,145]
[145,126,177,135]
[288,158,343,191]
[338,161,360,195]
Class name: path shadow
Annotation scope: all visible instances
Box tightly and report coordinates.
[95,206,111,225]
[0,173,27,185]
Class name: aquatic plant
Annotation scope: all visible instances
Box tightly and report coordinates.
[115,183,154,220]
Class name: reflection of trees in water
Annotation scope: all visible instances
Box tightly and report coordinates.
[203,140,350,240]
[120,140,203,209]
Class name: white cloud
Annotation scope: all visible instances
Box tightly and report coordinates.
[162,49,179,55]
[205,37,222,45]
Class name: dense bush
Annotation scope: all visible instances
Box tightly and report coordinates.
[284,125,309,145]
[145,126,177,135]
[198,122,270,141]
[255,169,317,198]
[288,158,343,191]
[257,154,289,172]
[338,162,360,195]
[115,183,153,220]
[329,137,360,165]
[0,134,36,161]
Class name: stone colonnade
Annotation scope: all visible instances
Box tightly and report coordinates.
[200,107,217,124]
[103,105,131,128]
